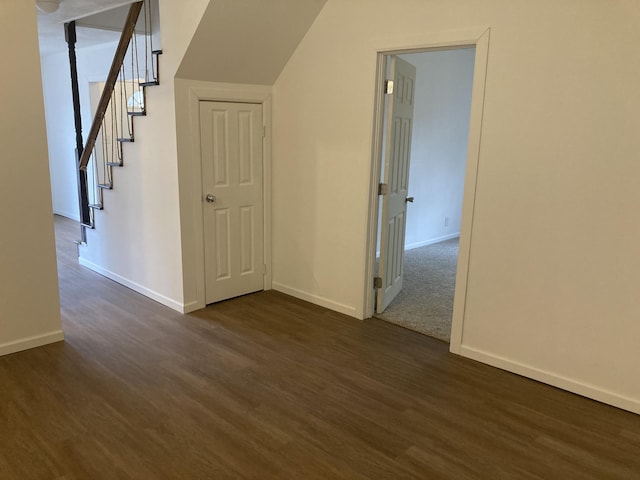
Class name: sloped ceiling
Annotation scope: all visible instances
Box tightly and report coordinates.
[176,0,327,85]
[74,3,150,35]
[37,0,136,56]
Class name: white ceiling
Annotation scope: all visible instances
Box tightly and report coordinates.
[36,0,135,56]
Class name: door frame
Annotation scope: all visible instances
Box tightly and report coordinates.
[363,28,490,353]
[185,83,272,311]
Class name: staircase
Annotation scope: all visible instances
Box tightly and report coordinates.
[75,0,161,235]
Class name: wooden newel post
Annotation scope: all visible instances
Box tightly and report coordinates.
[64,21,91,235]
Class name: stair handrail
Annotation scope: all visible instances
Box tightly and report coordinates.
[78,1,143,171]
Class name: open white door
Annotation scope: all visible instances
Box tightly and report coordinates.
[376,56,416,313]
[200,101,265,304]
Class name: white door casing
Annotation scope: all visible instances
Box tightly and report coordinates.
[200,101,264,304]
[376,56,416,312]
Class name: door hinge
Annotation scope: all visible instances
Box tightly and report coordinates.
[378,183,389,195]
[373,277,382,289]
[384,80,394,95]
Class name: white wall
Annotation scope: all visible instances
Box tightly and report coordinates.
[402,49,475,249]
[41,39,119,221]
[77,0,210,312]
[271,0,640,414]
[0,1,63,355]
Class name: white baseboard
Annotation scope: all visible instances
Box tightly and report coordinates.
[459,345,640,416]
[405,233,460,251]
[53,209,80,222]
[182,300,203,314]
[376,233,461,256]
[272,282,358,318]
[78,257,186,314]
[0,330,65,357]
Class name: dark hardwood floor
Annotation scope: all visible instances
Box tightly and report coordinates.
[1,215,639,479]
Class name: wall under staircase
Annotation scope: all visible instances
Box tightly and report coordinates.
[75,0,211,313]
[41,0,210,313]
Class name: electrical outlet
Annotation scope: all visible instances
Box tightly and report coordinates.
[444,216,449,227]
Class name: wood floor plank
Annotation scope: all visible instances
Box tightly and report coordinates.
[0,215,639,479]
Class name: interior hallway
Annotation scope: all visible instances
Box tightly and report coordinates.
[0,216,638,479]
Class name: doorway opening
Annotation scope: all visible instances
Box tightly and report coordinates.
[376,48,474,342]
[365,31,490,350]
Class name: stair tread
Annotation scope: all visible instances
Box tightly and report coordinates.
[106,162,123,167]
[117,137,134,143]
[152,49,163,55]
[140,81,159,87]
[97,183,112,189]
[88,203,103,210]
[128,111,146,116]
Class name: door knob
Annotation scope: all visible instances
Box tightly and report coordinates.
[405,196,414,203]
[205,193,216,203]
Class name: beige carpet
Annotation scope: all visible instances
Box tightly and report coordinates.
[375,238,459,342]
